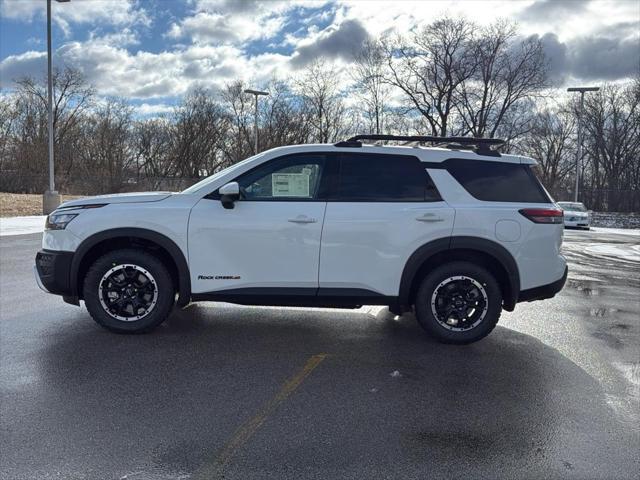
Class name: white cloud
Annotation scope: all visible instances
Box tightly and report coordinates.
[0,50,48,85]
[135,102,174,117]
[1,0,638,102]
[0,0,150,36]
[0,38,295,99]
[166,0,329,45]
[167,11,285,44]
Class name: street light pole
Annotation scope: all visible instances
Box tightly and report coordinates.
[244,89,269,154]
[567,86,599,203]
[43,0,70,214]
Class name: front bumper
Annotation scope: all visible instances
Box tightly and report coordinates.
[518,266,568,303]
[34,250,74,296]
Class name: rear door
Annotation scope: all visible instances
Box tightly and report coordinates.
[318,152,455,297]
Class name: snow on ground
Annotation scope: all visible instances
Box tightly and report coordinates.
[591,227,640,237]
[0,216,46,237]
[584,243,640,262]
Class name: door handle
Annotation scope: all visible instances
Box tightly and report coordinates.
[416,213,444,223]
[288,215,317,224]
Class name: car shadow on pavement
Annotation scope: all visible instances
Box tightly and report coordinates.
[23,304,635,480]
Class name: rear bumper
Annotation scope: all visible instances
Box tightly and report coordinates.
[34,250,74,296]
[564,218,590,228]
[518,266,568,303]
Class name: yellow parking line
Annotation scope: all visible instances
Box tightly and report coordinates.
[193,353,327,479]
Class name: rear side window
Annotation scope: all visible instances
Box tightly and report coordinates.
[445,158,551,203]
[337,153,441,202]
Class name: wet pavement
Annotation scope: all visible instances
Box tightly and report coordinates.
[1,230,638,479]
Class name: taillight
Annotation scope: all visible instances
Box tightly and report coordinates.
[519,208,563,224]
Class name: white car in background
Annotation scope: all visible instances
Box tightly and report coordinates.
[557,201,591,229]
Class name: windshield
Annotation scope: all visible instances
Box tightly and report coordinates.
[180,152,267,194]
[557,202,587,212]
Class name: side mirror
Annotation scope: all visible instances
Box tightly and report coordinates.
[219,182,240,209]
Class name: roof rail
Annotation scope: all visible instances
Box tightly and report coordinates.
[335,134,505,156]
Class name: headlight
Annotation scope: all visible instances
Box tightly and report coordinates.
[45,212,78,230]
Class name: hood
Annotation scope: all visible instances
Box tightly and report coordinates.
[59,192,173,209]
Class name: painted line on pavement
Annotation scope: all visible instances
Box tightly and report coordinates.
[192,353,327,479]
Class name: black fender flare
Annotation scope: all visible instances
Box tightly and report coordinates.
[69,228,191,307]
[399,236,520,310]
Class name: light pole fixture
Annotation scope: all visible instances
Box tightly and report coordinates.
[567,86,600,203]
[43,0,71,215]
[244,89,269,154]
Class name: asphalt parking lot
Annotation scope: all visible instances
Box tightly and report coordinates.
[1,229,639,480]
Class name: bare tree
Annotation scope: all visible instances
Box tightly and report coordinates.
[133,118,172,189]
[351,40,390,134]
[261,80,313,149]
[295,59,347,143]
[74,98,133,193]
[220,81,254,163]
[581,83,640,211]
[16,67,94,149]
[4,67,94,192]
[383,17,476,136]
[517,107,575,197]
[0,94,17,177]
[170,88,229,179]
[456,21,547,138]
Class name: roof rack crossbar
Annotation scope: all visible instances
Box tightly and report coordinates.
[346,134,504,146]
[335,134,504,156]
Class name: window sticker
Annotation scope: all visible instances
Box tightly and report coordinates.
[272,173,310,197]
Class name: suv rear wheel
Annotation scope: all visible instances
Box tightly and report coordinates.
[83,249,175,333]
[414,261,502,344]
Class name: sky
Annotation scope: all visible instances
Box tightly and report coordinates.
[0,0,638,116]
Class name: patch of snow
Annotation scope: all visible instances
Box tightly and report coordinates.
[584,243,640,262]
[0,216,46,236]
[591,227,640,237]
[606,362,640,428]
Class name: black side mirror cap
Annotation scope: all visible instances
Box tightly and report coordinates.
[221,194,237,209]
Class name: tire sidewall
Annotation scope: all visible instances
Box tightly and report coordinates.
[415,262,502,344]
[83,249,174,333]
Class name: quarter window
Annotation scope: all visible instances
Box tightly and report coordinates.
[337,153,441,202]
[444,158,551,203]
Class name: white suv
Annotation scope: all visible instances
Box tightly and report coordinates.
[35,135,567,344]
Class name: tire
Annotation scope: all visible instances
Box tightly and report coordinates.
[83,248,175,333]
[414,261,502,344]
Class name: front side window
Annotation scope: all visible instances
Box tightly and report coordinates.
[236,154,326,201]
[337,153,441,202]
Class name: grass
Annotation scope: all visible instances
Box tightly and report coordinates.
[0,193,85,217]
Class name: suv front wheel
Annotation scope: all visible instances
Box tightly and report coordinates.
[414,261,502,344]
[83,249,175,333]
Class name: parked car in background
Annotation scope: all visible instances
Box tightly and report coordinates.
[557,201,591,229]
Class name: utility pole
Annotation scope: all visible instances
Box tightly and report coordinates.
[243,89,269,154]
[43,0,70,214]
[567,86,599,202]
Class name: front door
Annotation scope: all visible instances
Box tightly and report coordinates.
[188,153,329,294]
